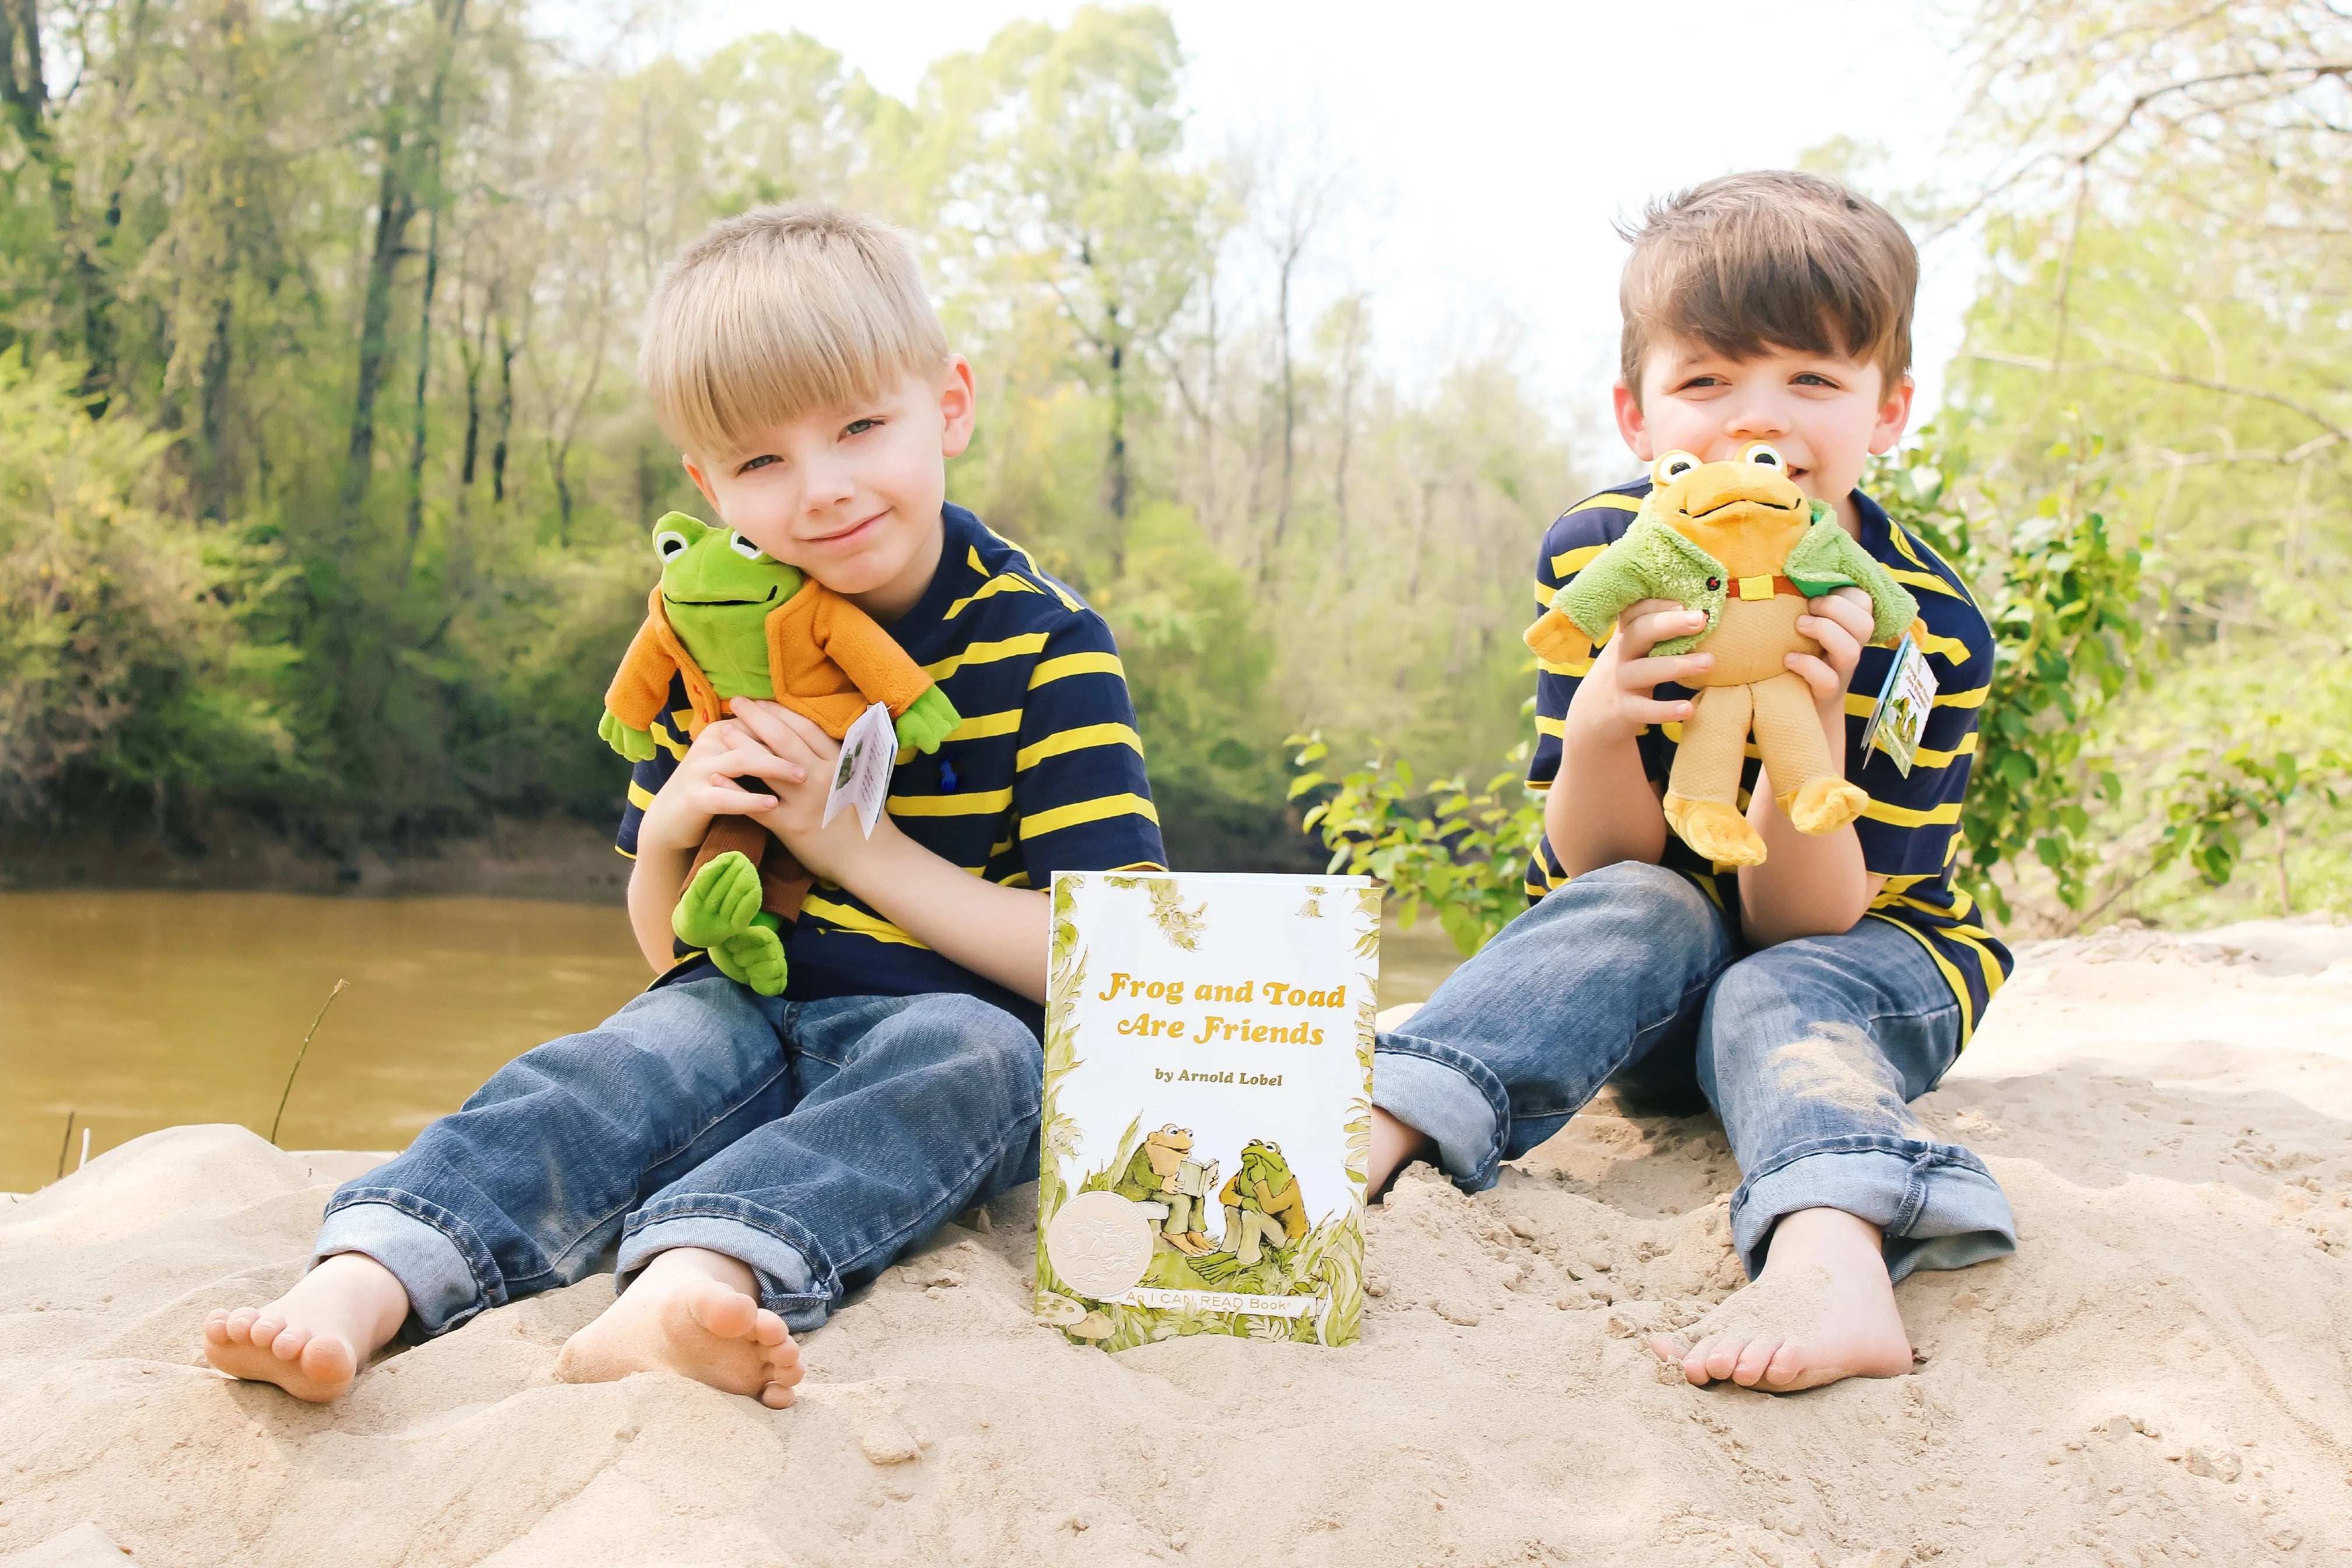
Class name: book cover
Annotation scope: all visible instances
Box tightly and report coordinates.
[1035,870,1378,1350]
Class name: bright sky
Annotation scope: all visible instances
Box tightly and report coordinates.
[673,0,1980,473]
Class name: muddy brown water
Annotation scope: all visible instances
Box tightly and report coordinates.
[0,891,1466,1196]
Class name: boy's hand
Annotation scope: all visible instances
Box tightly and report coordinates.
[1566,598,1714,745]
[636,718,807,857]
[1788,587,1877,739]
[722,698,890,884]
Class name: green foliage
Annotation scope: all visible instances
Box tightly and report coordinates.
[1869,420,2150,922]
[1287,729,1546,957]
[2151,724,2345,915]
[0,350,299,814]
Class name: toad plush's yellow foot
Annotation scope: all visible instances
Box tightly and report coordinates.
[1781,776,1870,835]
[1664,793,1767,866]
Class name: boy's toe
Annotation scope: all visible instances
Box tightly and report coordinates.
[1731,1337,1785,1386]
[270,1324,314,1361]
[298,1335,357,1388]
[760,1380,796,1409]
[751,1309,788,1347]
[685,1280,759,1340]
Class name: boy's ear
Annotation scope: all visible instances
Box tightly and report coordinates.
[939,355,977,461]
[1868,370,1916,456]
[681,453,723,514]
[1612,380,1656,463]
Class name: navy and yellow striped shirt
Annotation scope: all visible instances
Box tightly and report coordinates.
[617,502,1167,1034]
[1526,480,2013,1040]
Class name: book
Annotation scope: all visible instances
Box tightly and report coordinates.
[1035,870,1378,1350]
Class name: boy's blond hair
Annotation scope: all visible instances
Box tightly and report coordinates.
[640,203,949,459]
[1618,171,1917,402]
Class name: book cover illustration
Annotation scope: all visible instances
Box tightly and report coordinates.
[1036,871,1378,1351]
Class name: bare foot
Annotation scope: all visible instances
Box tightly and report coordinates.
[1649,1206,1913,1392]
[202,1252,412,1402]
[554,1246,804,1408]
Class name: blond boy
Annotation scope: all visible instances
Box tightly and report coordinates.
[202,205,1164,1405]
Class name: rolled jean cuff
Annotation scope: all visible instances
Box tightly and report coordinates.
[314,1198,482,1338]
[1373,1038,1509,1192]
[618,1199,832,1334]
[1730,1138,2017,1284]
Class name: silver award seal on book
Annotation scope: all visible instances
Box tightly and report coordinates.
[1042,1189,1156,1301]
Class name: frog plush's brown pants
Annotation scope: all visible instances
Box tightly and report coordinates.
[1662,593,1866,862]
[688,817,810,926]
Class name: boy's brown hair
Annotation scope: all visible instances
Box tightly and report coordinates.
[1618,170,1917,400]
[640,202,949,459]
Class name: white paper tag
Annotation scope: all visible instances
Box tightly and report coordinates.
[821,701,896,838]
[1859,634,1937,776]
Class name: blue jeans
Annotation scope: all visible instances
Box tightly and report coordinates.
[314,978,1041,1336]
[1374,861,2014,1283]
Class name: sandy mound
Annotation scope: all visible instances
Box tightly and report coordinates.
[3,921,2348,1567]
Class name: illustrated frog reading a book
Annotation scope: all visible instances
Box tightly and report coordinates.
[600,512,960,995]
[1112,1125,1215,1256]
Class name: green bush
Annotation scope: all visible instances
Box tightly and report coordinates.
[0,351,300,816]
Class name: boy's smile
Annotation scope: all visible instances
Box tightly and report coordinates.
[683,358,977,624]
[1614,338,1913,537]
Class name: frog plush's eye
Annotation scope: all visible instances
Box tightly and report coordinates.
[727,531,768,562]
[1741,440,1787,470]
[655,530,691,562]
[1651,450,1703,485]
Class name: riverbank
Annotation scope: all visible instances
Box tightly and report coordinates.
[2,918,2346,1566]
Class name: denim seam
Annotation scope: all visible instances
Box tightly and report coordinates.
[1508,965,1724,1124]
[1373,1035,1509,1182]
[322,1187,502,1326]
[624,1199,838,1313]
[1730,1136,1994,1232]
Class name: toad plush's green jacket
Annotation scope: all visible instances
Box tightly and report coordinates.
[1553,500,1919,657]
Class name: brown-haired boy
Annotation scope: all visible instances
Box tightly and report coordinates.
[1368,170,2015,1392]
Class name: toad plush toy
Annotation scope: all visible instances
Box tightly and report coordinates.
[1525,443,1922,867]
[601,513,960,995]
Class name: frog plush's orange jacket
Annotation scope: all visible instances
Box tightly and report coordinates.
[603,583,936,744]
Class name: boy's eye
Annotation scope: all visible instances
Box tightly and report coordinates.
[844,418,880,436]
[728,531,768,562]
[1793,373,1837,387]
[737,454,779,474]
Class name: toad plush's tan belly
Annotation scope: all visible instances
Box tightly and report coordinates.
[1690,596,1817,687]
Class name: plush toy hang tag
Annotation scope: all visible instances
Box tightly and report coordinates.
[822,701,897,838]
[1860,634,1937,776]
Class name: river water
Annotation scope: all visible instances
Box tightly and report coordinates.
[0,890,1466,1195]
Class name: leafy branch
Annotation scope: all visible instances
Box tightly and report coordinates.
[1286,730,1546,957]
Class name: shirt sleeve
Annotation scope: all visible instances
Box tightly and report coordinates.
[1012,610,1167,881]
[1847,583,1994,880]
[1525,495,1653,900]
[614,691,691,858]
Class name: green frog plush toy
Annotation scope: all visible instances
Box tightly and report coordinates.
[601,513,960,994]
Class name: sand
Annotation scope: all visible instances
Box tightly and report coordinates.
[2,918,2348,1568]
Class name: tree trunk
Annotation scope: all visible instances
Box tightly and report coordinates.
[1272,244,1296,558]
[459,291,485,489]
[491,315,515,505]
[403,190,443,555]
[341,144,415,530]
[401,0,467,557]
[0,0,107,393]
[1104,336,1130,570]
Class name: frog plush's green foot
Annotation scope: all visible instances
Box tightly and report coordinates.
[892,686,961,754]
[709,921,788,997]
[673,851,764,949]
[599,709,659,762]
